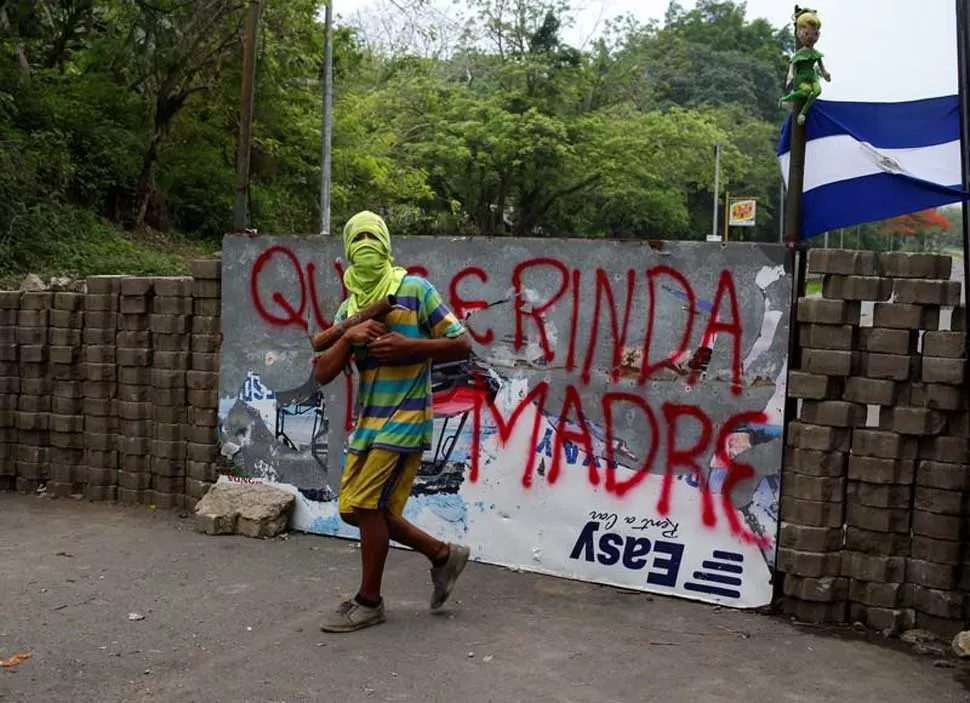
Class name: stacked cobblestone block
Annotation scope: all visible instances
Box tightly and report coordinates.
[49,289,86,497]
[908,321,967,637]
[114,277,160,507]
[844,429,916,632]
[185,259,223,508]
[16,291,53,493]
[779,249,969,639]
[1,259,226,509]
[149,276,191,509]
[83,276,122,502]
[0,291,20,491]
[781,294,859,623]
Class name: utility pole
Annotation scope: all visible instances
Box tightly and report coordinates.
[233,0,262,233]
[320,0,334,235]
[711,143,721,241]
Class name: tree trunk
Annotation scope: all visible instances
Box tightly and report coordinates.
[3,4,31,72]
[133,86,191,228]
[134,136,161,228]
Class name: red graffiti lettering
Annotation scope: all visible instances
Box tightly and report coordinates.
[250,246,308,329]
[549,385,599,487]
[692,271,743,395]
[245,241,768,548]
[716,412,771,548]
[566,269,581,372]
[640,266,695,385]
[248,245,351,332]
[582,269,636,385]
[305,262,331,330]
[471,381,549,487]
[512,258,569,362]
[602,393,659,498]
[449,267,494,345]
[658,404,715,527]
[333,260,348,300]
[468,379,763,541]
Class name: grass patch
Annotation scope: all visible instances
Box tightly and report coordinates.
[0,203,218,288]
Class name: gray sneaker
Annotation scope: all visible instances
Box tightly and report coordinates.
[320,599,386,633]
[430,544,471,610]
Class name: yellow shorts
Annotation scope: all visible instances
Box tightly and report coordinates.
[337,448,422,516]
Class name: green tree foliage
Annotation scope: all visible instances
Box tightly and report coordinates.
[0,0,794,277]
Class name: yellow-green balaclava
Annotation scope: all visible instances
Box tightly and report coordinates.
[342,210,407,316]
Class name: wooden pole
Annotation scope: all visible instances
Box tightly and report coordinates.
[782,108,808,426]
[783,16,810,363]
[233,1,262,233]
[778,13,811,592]
[783,117,807,249]
[778,180,785,243]
[784,5,810,320]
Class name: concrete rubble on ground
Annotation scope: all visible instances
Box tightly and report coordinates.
[19,273,85,292]
[952,631,970,658]
[19,273,46,291]
[194,481,295,538]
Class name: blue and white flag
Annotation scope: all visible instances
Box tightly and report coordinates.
[778,96,968,239]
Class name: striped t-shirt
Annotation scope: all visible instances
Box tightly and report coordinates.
[335,275,465,454]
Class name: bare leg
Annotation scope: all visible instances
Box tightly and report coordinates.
[798,83,822,124]
[354,508,390,602]
[779,86,808,108]
[387,513,449,563]
[342,511,448,568]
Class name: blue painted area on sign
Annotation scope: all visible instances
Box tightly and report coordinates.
[241,372,276,402]
[403,492,469,529]
[310,513,352,537]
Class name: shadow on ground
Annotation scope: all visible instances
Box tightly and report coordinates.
[1,493,967,703]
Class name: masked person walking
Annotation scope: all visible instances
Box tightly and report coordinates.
[313,210,473,633]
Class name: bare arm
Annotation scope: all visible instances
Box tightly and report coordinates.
[366,279,472,363]
[313,320,387,385]
[817,59,831,81]
[313,336,352,386]
[410,334,472,362]
[367,331,472,363]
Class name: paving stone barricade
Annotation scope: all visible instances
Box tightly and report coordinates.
[782,249,969,639]
[0,258,222,510]
[2,248,968,641]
